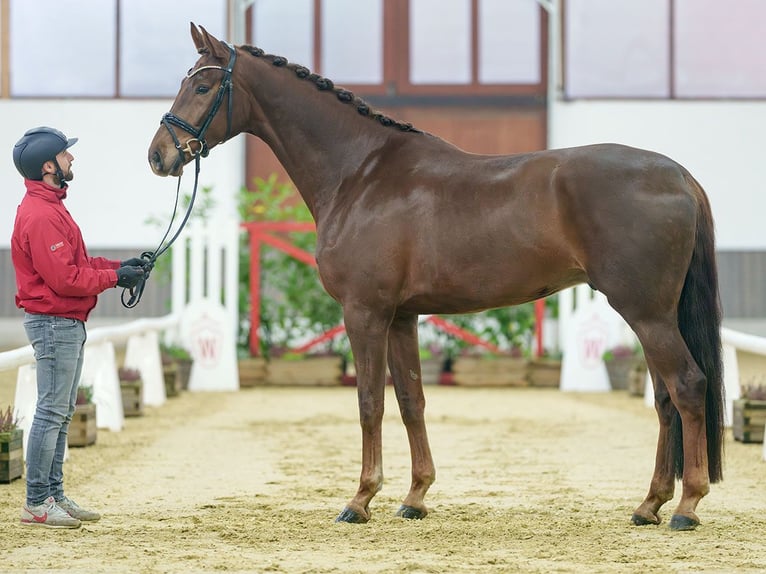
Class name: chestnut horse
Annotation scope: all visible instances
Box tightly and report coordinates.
[148,24,723,531]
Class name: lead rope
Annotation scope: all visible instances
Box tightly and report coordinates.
[120,154,202,308]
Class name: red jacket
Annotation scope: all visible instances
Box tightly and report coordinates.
[11,179,120,321]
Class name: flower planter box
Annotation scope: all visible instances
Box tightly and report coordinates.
[175,358,193,391]
[68,403,97,447]
[120,380,144,417]
[452,356,529,387]
[420,358,444,386]
[732,399,766,443]
[0,428,23,483]
[163,364,182,397]
[628,362,649,397]
[527,358,561,388]
[605,356,646,391]
[238,357,269,387]
[266,356,343,386]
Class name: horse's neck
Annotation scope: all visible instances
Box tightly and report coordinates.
[241,61,391,219]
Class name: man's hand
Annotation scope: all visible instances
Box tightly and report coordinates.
[116,266,145,289]
[121,257,146,267]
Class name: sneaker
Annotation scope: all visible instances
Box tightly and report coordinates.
[57,496,101,522]
[20,496,81,529]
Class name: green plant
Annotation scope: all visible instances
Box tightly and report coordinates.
[0,405,19,433]
[161,343,192,361]
[237,174,344,358]
[75,385,94,406]
[442,303,536,359]
[143,185,218,286]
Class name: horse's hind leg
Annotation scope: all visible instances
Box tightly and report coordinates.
[631,364,676,526]
[630,319,710,530]
[387,312,436,519]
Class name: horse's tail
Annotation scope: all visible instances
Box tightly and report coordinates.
[671,174,724,482]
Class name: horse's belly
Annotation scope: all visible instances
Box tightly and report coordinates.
[399,263,586,314]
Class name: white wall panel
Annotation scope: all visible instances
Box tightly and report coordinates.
[551,99,766,250]
[1,100,243,248]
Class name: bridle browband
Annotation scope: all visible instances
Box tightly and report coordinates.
[121,42,237,308]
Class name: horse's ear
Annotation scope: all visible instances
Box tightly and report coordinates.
[198,25,229,61]
[190,22,207,54]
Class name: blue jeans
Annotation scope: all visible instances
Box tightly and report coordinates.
[23,313,87,506]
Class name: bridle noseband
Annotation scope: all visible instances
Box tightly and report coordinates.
[161,42,237,161]
[122,43,237,309]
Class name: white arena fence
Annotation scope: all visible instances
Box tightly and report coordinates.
[0,217,240,449]
[1,220,764,460]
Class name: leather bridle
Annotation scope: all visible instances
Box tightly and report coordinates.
[122,42,237,309]
[161,42,237,161]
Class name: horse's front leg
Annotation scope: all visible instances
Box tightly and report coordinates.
[387,312,435,520]
[335,304,391,524]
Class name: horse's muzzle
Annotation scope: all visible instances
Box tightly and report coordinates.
[149,148,183,177]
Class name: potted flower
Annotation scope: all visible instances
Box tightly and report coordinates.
[602,344,646,391]
[118,366,144,417]
[733,382,766,443]
[447,305,534,387]
[527,349,563,388]
[161,344,194,391]
[0,405,23,483]
[69,385,97,447]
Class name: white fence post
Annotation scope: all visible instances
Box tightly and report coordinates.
[171,217,240,391]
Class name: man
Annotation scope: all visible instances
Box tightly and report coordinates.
[11,127,147,529]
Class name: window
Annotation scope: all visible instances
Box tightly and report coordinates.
[675,0,766,98]
[120,0,226,97]
[10,0,117,97]
[8,0,225,98]
[405,0,543,92]
[565,0,766,99]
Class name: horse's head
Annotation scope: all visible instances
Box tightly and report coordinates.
[148,23,239,177]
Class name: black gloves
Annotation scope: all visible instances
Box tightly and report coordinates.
[116,266,145,289]
[121,257,146,268]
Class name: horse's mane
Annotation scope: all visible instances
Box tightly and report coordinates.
[242,46,422,134]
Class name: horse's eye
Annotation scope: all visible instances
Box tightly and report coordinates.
[195,85,210,95]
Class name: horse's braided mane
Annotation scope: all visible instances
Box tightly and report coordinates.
[243,45,421,134]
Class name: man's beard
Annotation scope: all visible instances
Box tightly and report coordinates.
[55,169,74,184]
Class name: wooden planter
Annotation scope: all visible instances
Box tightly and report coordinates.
[732,399,766,443]
[628,362,649,397]
[452,356,529,387]
[527,358,562,388]
[605,356,645,391]
[120,380,144,417]
[68,403,97,447]
[266,356,343,386]
[0,428,23,483]
[238,357,268,388]
[163,364,182,397]
[176,358,193,391]
[420,358,444,386]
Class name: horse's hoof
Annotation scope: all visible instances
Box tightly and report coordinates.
[396,505,426,520]
[631,512,660,526]
[669,514,699,531]
[335,507,368,524]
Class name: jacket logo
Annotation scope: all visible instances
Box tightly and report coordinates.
[50,241,65,251]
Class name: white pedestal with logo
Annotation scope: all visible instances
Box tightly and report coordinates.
[560,292,636,392]
[179,299,238,392]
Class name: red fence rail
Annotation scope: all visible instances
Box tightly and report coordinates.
[242,221,545,357]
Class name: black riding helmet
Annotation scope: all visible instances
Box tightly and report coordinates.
[13,127,78,181]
